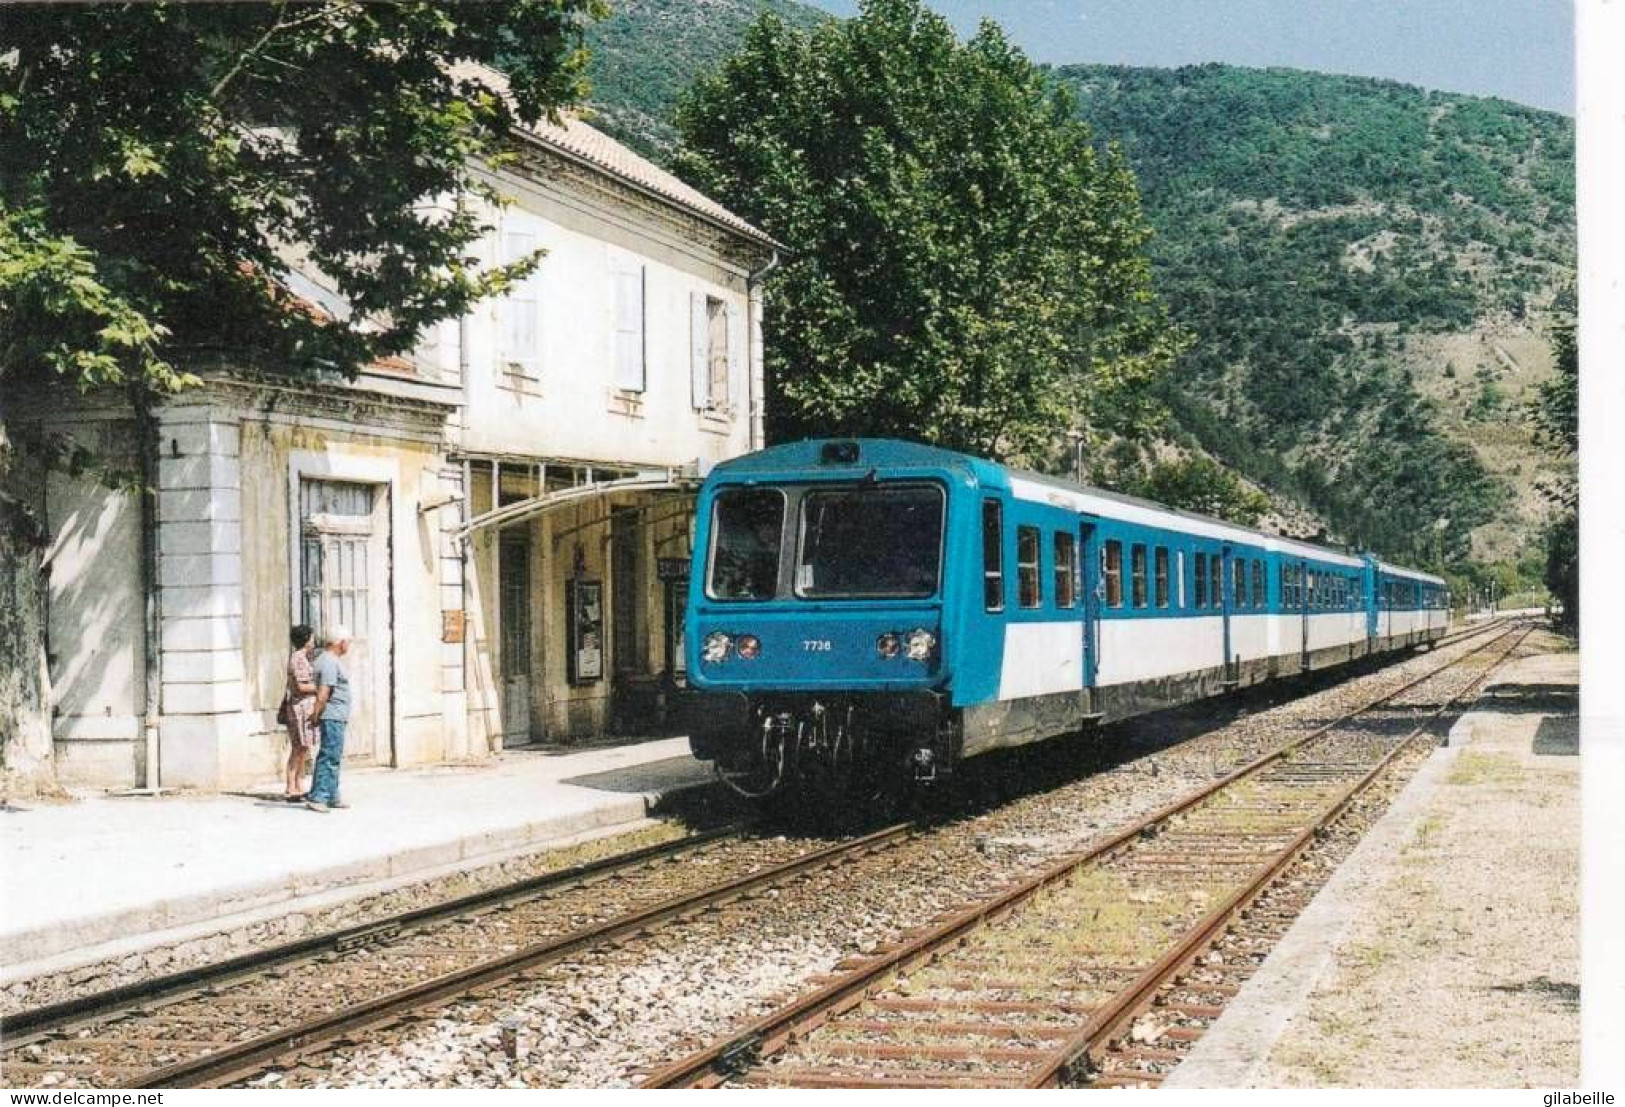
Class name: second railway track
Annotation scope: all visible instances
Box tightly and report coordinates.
[1,619,1522,1090]
[640,621,1532,1089]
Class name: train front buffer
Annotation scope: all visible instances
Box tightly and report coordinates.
[680,441,975,796]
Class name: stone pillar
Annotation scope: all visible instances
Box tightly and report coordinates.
[437,462,471,758]
[155,408,244,789]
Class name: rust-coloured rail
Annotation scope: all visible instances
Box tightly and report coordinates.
[640,622,1529,1089]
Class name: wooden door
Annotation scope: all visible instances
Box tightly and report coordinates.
[299,479,392,764]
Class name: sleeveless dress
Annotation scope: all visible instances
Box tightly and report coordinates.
[284,649,320,749]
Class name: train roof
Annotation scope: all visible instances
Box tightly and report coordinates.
[1375,561,1448,586]
[709,438,1439,580]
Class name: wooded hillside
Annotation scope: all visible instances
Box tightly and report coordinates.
[582,1,1576,578]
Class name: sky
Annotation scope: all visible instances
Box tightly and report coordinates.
[804,0,1574,114]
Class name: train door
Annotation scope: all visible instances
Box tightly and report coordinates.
[1364,562,1380,647]
[1298,559,1311,671]
[1220,544,1235,682]
[1079,519,1098,690]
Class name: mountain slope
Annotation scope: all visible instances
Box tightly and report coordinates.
[584,0,829,158]
[581,3,1575,571]
[1054,64,1574,566]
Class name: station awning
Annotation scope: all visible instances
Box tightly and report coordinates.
[453,464,701,541]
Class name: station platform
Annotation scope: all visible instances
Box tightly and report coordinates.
[1,737,716,997]
[1166,646,1580,1088]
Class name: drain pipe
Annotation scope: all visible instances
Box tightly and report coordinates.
[135,385,163,792]
[745,250,781,451]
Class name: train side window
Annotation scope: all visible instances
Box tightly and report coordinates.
[1054,532,1077,609]
[1210,554,1223,611]
[1194,552,1208,608]
[1154,547,1170,609]
[1253,561,1266,609]
[1017,526,1042,609]
[1103,541,1124,608]
[1233,558,1247,608]
[1131,544,1148,608]
[1176,550,1186,608]
[981,499,1004,612]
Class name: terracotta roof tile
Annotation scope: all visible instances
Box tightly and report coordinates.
[453,61,777,249]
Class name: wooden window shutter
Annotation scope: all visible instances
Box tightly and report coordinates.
[613,265,645,392]
[726,299,745,413]
[501,228,540,371]
[690,291,710,409]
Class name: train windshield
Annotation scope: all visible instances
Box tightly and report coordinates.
[795,484,944,598]
[707,488,785,600]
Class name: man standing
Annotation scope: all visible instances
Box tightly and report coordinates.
[306,625,353,813]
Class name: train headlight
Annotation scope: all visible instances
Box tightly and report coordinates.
[701,632,732,664]
[876,632,901,660]
[737,634,762,660]
[905,628,937,662]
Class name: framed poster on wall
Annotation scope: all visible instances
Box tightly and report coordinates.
[567,579,604,685]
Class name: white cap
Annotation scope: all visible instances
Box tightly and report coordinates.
[325,624,353,645]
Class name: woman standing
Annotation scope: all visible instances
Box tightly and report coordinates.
[282,624,320,801]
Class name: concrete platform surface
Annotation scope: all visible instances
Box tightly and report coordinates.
[1168,647,1579,1088]
[1,738,713,984]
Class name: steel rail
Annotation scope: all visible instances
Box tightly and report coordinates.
[2,823,745,1046]
[7,621,1511,1088]
[1023,622,1534,1087]
[638,621,1529,1088]
[131,820,919,1088]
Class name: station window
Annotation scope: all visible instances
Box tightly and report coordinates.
[1154,547,1170,609]
[982,499,1004,612]
[1103,540,1124,609]
[1054,531,1077,609]
[1017,525,1042,609]
[1253,561,1266,609]
[1233,558,1247,608]
[1209,555,1223,612]
[1194,552,1208,609]
[1131,544,1148,608]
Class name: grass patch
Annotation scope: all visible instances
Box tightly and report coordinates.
[1448,750,1522,787]
[1411,814,1446,850]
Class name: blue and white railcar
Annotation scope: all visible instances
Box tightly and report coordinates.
[683,439,1446,797]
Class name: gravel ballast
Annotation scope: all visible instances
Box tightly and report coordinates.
[274,633,1518,1089]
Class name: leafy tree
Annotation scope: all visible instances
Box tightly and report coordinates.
[1530,311,1578,458]
[1133,455,1271,526]
[1528,300,1577,626]
[671,0,1181,462]
[1,1,602,480]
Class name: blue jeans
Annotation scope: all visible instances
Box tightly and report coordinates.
[309,718,347,804]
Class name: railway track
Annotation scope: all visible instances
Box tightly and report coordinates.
[638,621,1531,1089]
[1,622,1518,1090]
[0,820,925,1088]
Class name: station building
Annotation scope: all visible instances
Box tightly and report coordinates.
[6,105,778,791]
